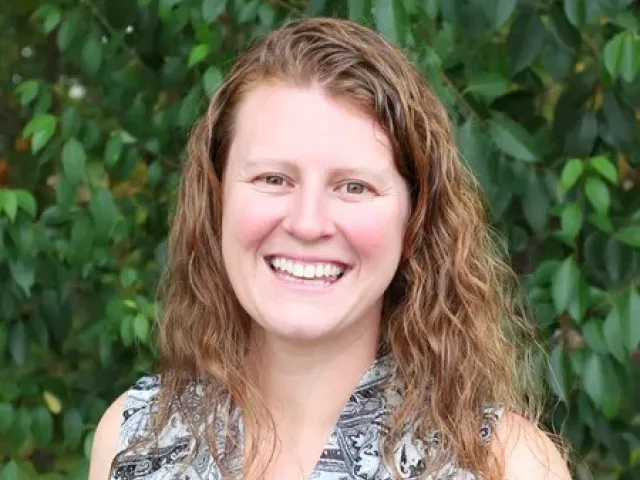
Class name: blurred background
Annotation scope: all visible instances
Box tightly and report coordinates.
[0,0,639,478]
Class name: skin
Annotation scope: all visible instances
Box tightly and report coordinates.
[221,83,410,477]
[88,83,571,480]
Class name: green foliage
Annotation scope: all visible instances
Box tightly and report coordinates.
[0,0,639,478]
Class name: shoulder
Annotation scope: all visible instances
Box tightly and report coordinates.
[88,375,161,480]
[491,412,571,480]
[88,391,128,480]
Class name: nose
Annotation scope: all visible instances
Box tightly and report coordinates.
[282,185,335,242]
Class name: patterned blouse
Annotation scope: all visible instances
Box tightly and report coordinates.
[110,354,502,479]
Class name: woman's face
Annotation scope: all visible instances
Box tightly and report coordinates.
[221,83,410,345]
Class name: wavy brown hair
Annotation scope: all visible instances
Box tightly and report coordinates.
[148,17,541,480]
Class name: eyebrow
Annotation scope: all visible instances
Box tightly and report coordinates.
[240,158,392,185]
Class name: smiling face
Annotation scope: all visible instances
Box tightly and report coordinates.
[221,83,410,346]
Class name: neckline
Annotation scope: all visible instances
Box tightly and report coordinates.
[228,351,396,478]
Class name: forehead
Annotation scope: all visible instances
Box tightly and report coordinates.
[229,83,393,169]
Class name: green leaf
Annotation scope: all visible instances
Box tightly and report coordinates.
[9,322,27,366]
[483,0,516,29]
[568,276,590,322]
[84,430,95,459]
[188,44,211,67]
[615,226,640,247]
[61,106,82,138]
[32,405,54,445]
[0,324,7,359]
[23,113,56,138]
[549,344,570,402]
[160,0,184,16]
[9,222,35,257]
[15,80,39,106]
[507,10,545,74]
[582,352,604,407]
[581,352,622,419]
[63,408,83,449]
[589,155,618,185]
[133,313,150,343]
[14,190,37,218]
[23,113,57,154]
[589,213,614,234]
[560,158,584,192]
[43,7,61,33]
[551,256,579,314]
[581,318,608,354]
[62,138,87,184]
[89,188,119,239]
[0,403,14,432]
[604,305,627,363]
[31,130,51,154]
[489,116,539,162]
[0,190,18,221]
[1,462,20,480]
[202,0,227,22]
[457,121,492,191]
[423,0,439,18]
[57,17,78,51]
[564,112,597,157]
[522,170,549,232]
[257,4,275,27]
[584,177,610,213]
[611,11,638,31]
[178,85,204,128]
[9,407,31,450]
[81,37,103,75]
[561,202,583,240]
[104,134,123,168]
[9,261,35,297]
[374,0,405,46]
[69,214,94,264]
[601,378,622,420]
[604,31,640,83]
[348,0,369,21]
[619,289,640,351]
[463,73,510,101]
[238,0,260,23]
[563,0,587,27]
[120,315,134,346]
[203,66,223,96]
[120,267,138,288]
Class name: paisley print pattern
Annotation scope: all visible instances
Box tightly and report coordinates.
[111,355,503,479]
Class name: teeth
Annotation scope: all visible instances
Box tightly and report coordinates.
[303,265,315,278]
[268,257,346,279]
[292,263,304,277]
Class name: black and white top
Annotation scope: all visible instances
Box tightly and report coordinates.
[110,354,502,479]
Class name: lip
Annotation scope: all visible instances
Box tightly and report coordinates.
[262,256,351,292]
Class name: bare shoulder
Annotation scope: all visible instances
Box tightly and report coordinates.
[88,392,128,480]
[491,412,571,480]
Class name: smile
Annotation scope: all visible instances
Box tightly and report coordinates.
[265,256,348,284]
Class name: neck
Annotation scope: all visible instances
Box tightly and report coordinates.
[248,321,381,431]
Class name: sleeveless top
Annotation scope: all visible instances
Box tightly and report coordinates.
[111,354,503,480]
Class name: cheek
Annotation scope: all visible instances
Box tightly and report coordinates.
[223,189,282,248]
[339,203,407,258]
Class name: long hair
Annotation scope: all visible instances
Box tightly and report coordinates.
[151,17,540,480]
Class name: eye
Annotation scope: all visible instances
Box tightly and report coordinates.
[338,181,373,196]
[255,174,290,187]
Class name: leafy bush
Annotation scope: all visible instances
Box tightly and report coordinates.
[0,0,639,478]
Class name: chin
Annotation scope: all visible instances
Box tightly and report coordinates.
[255,310,346,344]
[270,320,340,343]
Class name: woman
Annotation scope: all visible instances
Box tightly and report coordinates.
[89,17,570,480]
